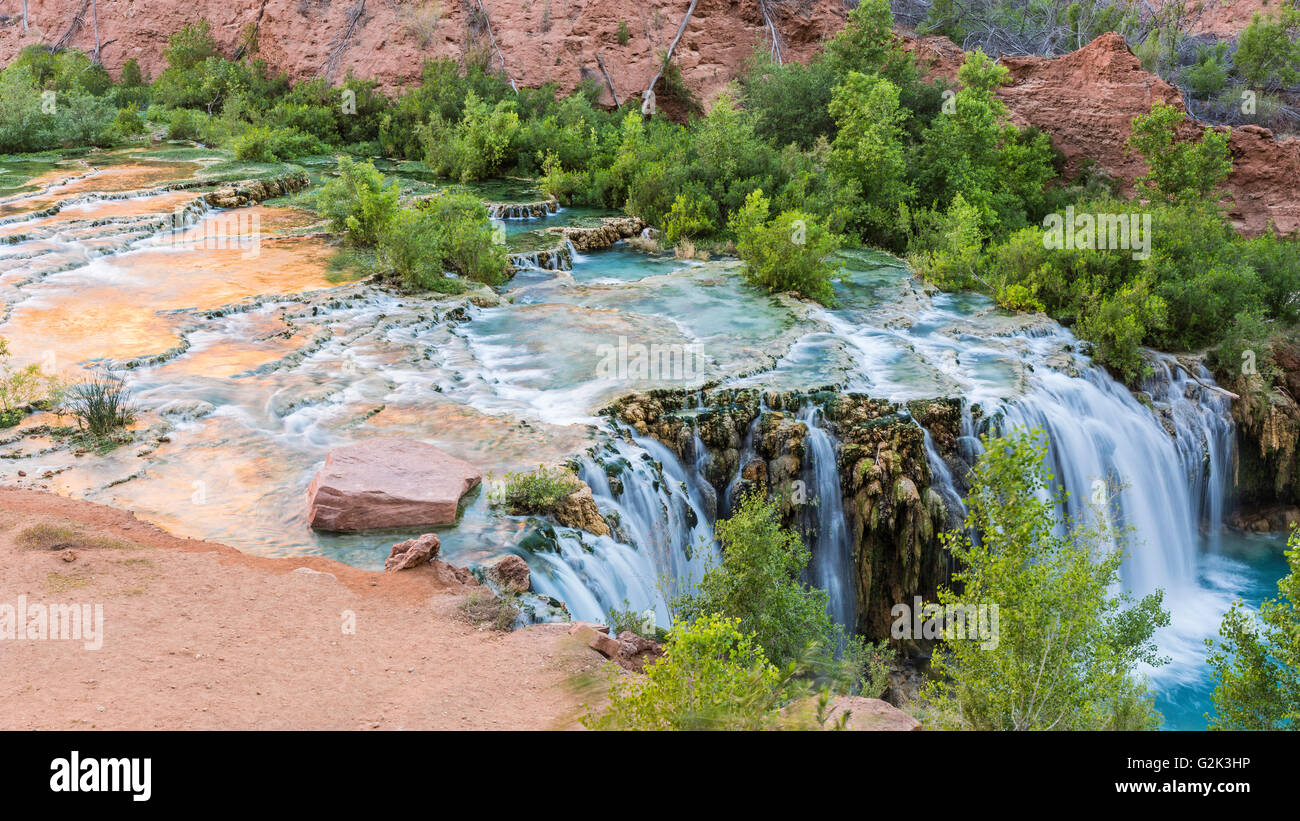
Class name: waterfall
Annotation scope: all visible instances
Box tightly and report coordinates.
[796,405,856,629]
[525,428,718,627]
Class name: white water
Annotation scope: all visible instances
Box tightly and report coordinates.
[797,405,856,629]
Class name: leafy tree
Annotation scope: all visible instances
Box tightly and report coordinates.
[913,50,1056,235]
[314,156,401,247]
[1126,101,1232,205]
[828,71,913,242]
[730,189,841,306]
[1234,8,1300,91]
[922,430,1170,730]
[674,493,887,691]
[1206,529,1300,730]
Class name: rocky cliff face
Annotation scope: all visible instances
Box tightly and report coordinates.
[904,30,1300,238]
[608,388,955,641]
[0,0,846,103]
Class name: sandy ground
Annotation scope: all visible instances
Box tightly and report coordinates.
[0,487,608,730]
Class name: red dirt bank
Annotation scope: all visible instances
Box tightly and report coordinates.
[0,486,601,729]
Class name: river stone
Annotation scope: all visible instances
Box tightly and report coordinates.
[307,438,482,532]
[482,554,531,593]
[385,533,440,572]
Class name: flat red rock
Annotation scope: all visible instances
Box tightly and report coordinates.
[307,438,482,532]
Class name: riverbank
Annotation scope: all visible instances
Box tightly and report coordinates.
[0,486,603,730]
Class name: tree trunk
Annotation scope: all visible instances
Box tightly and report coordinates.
[643,0,699,112]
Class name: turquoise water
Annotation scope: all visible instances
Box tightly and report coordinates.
[1155,531,1290,729]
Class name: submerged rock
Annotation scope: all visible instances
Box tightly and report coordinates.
[306,438,482,532]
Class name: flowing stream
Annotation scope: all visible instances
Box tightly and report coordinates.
[0,149,1285,728]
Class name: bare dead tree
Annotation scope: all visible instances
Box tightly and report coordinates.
[22,0,29,32]
[644,0,699,113]
[758,0,785,64]
[474,0,517,92]
[596,52,620,107]
[321,0,367,82]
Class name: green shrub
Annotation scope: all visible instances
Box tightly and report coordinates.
[314,156,401,247]
[675,493,886,691]
[494,465,582,515]
[583,614,784,730]
[229,125,326,161]
[730,189,841,306]
[617,21,631,46]
[663,191,716,245]
[0,65,117,152]
[375,195,507,292]
[419,91,521,182]
[166,107,210,141]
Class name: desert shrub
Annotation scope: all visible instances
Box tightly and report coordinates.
[0,339,62,428]
[730,189,841,306]
[1234,8,1300,91]
[314,156,401,247]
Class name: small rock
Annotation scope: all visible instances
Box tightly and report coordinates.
[385,533,440,572]
[483,554,530,593]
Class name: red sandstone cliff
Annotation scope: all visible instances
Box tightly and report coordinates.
[0,0,846,104]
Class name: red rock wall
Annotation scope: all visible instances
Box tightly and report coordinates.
[0,0,846,103]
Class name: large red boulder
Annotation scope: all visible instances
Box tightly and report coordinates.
[306,438,482,532]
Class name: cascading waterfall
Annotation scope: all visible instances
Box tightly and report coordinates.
[982,353,1236,683]
[796,405,856,629]
[525,428,718,626]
